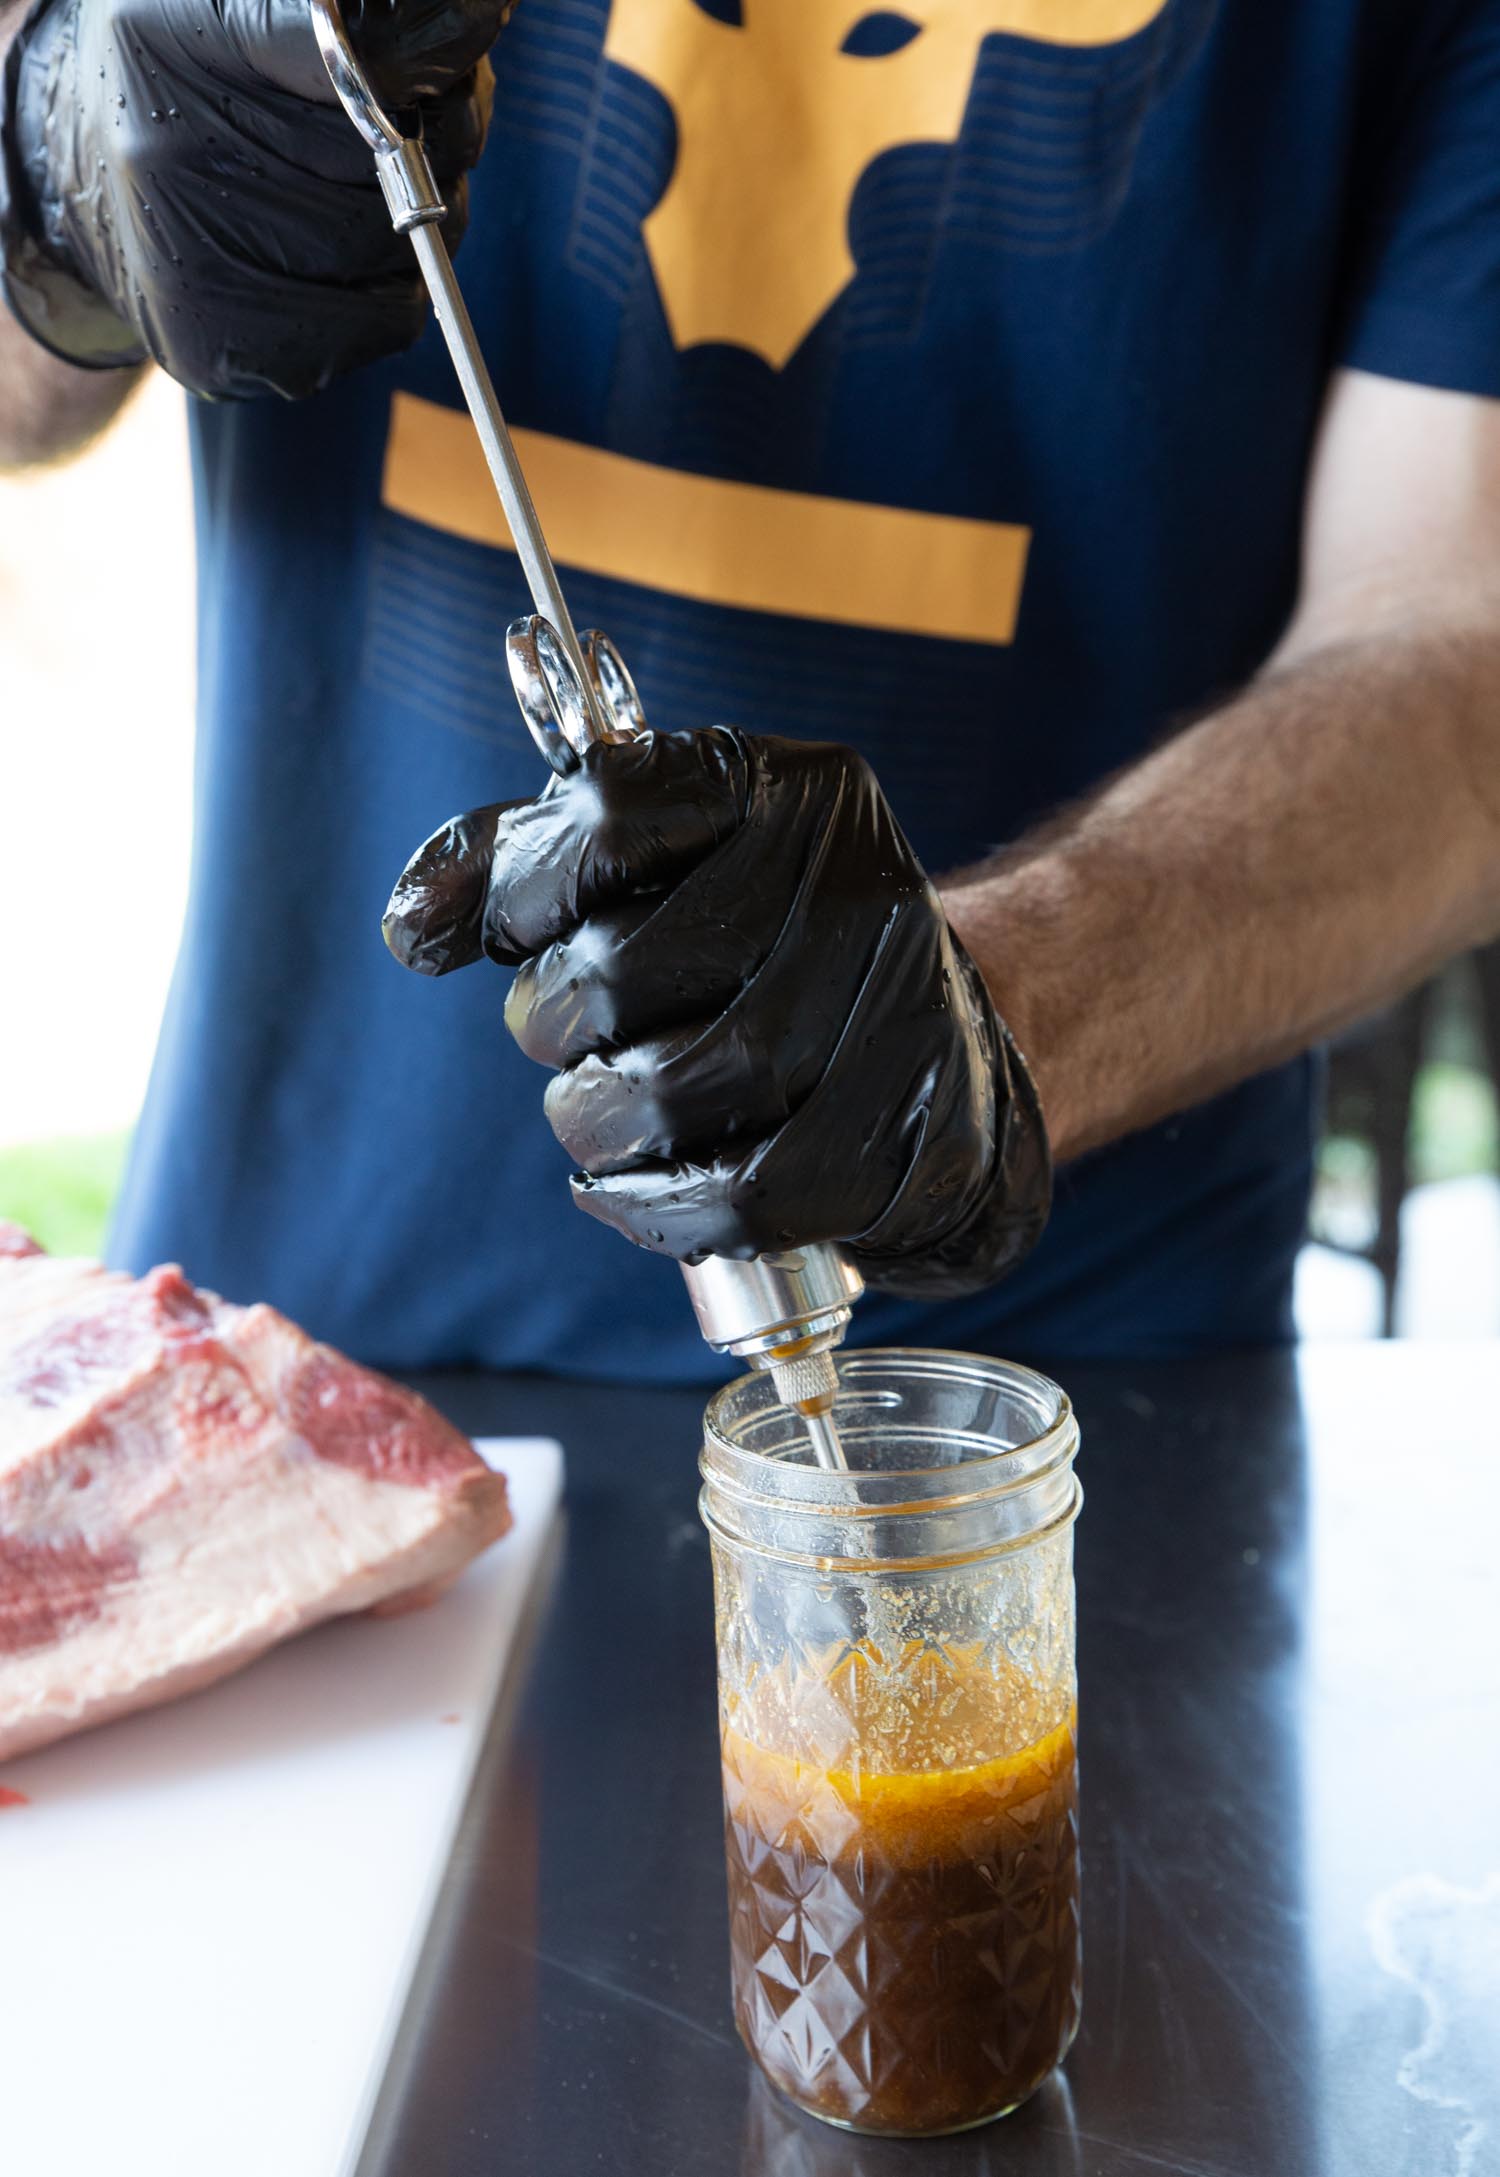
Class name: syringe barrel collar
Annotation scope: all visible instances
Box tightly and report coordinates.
[680,1246,864,1369]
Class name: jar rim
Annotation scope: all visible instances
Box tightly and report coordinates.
[701,1346,1078,1509]
[698,1477,1084,1575]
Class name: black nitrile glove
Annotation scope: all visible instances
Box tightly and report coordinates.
[0,0,515,395]
[383,728,1051,1297]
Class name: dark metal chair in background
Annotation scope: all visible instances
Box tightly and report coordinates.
[1475,939,1500,1103]
[1319,945,1500,1335]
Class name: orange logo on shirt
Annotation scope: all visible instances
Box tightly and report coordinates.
[604,0,1174,367]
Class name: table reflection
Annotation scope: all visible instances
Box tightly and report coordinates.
[739,2066,1084,2177]
[1063,1352,1322,2176]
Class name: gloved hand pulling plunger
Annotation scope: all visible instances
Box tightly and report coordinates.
[385,726,1053,1323]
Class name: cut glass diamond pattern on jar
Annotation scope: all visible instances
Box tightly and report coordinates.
[702,1351,1083,2136]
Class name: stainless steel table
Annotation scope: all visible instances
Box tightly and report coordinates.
[356,1346,1499,2177]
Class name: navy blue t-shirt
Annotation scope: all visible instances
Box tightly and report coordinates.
[110,0,1500,1374]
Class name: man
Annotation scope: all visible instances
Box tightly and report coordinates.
[3,0,1499,1377]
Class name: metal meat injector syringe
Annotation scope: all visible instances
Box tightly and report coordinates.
[309,0,860,1468]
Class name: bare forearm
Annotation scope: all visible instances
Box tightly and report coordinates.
[942,619,1500,1164]
[0,2,140,467]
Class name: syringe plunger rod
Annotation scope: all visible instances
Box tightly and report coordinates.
[307,0,863,1466]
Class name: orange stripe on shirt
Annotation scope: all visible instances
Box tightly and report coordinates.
[381,392,1030,647]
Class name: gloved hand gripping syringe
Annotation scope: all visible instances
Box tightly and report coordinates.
[309,0,861,1465]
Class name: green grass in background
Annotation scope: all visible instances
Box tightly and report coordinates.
[0,1133,129,1257]
[1409,1060,1499,1182]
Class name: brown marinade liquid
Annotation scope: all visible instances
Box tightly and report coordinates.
[722,1710,1080,2135]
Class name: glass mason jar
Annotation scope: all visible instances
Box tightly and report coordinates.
[700,1349,1083,2138]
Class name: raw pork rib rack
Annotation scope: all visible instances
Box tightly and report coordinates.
[0,1226,510,1763]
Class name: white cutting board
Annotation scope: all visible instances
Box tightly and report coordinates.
[0,1435,563,2177]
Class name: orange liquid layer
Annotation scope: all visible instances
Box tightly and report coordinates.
[722,1710,1081,2135]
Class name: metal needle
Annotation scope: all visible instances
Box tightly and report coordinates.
[803,1410,849,1472]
